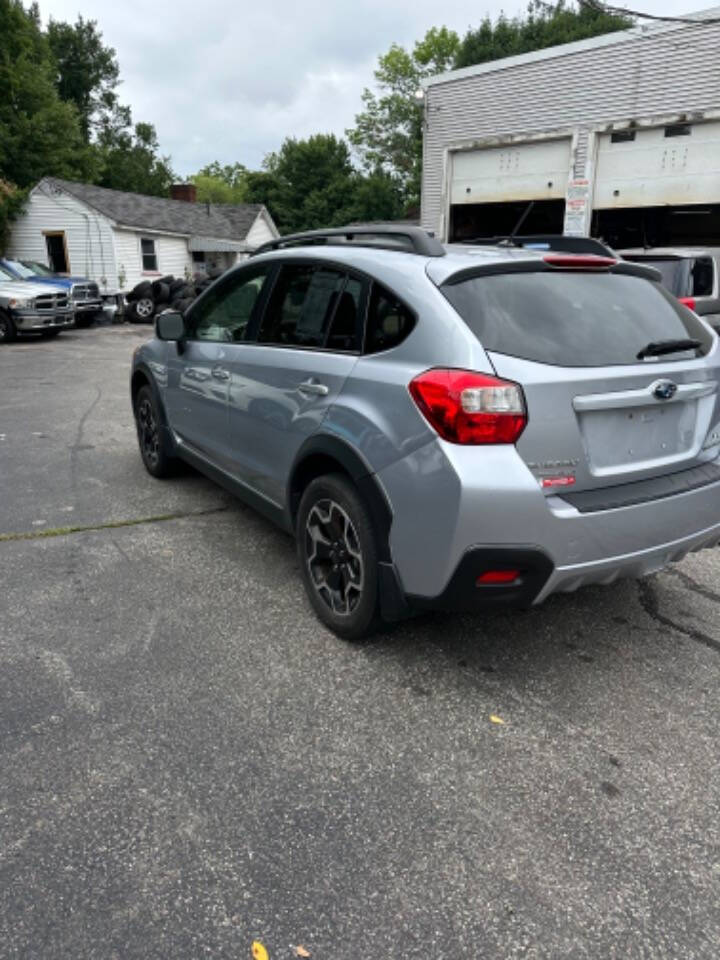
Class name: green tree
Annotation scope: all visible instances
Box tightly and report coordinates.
[190,161,249,204]
[347,26,460,209]
[454,1,633,69]
[246,134,357,233]
[0,178,27,252]
[243,135,404,233]
[95,115,175,196]
[47,15,119,141]
[0,0,94,190]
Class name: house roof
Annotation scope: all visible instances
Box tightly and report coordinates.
[39,177,268,242]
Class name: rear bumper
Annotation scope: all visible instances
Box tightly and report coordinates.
[535,517,720,603]
[377,439,720,605]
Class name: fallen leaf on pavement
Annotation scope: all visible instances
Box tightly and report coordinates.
[489,715,505,725]
[295,947,311,958]
[252,941,269,960]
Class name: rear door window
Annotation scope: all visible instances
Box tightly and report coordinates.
[258,265,346,348]
[442,271,711,367]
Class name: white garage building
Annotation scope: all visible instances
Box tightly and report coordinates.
[420,8,720,248]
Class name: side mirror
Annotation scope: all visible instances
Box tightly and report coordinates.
[156,310,185,341]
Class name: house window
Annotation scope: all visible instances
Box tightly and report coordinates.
[141,238,158,272]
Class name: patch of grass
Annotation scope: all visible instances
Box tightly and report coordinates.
[0,507,228,543]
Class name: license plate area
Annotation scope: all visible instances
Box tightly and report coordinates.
[578,401,698,473]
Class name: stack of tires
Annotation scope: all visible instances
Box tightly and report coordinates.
[124,273,216,323]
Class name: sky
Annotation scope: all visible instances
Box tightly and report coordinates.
[37,0,710,177]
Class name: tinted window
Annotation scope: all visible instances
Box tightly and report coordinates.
[442,271,710,367]
[365,284,415,353]
[258,265,345,348]
[326,276,363,352]
[141,238,157,272]
[624,257,690,297]
[691,258,714,297]
[191,267,269,342]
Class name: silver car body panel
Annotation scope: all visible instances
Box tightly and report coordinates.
[134,240,720,608]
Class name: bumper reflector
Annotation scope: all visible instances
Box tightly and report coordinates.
[476,569,521,586]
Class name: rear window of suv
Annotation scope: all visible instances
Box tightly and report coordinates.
[442,271,711,367]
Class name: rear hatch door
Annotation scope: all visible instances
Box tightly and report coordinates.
[441,263,720,492]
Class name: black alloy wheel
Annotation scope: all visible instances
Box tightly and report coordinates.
[296,473,380,640]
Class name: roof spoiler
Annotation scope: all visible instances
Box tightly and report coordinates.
[460,234,617,258]
[252,225,446,258]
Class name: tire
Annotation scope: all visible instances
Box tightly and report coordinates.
[169,278,186,295]
[159,275,174,285]
[152,280,170,303]
[128,297,155,323]
[73,313,93,328]
[125,289,138,303]
[40,329,61,338]
[132,280,153,299]
[134,384,176,478]
[296,473,380,641]
[173,297,194,313]
[0,310,17,343]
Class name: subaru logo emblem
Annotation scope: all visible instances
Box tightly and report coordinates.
[653,380,678,401]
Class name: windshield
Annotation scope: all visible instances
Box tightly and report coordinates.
[0,263,17,280]
[23,260,54,276]
[5,259,39,279]
[442,270,711,367]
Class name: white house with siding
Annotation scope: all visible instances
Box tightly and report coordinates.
[421,6,720,249]
[8,178,279,294]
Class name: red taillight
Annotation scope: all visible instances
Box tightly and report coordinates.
[679,296,696,311]
[543,254,617,269]
[409,369,527,445]
[477,569,521,585]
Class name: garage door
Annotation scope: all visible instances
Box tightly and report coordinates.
[594,121,720,209]
[451,139,572,205]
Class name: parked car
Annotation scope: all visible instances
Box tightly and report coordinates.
[130,225,720,640]
[0,263,74,342]
[0,257,103,327]
[620,247,720,331]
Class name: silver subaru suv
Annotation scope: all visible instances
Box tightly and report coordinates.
[131,226,720,639]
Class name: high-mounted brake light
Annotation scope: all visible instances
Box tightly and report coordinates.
[679,296,696,311]
[543,254,617,270]
[409,369,527,444]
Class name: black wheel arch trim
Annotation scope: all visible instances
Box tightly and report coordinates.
[288,434,393,563]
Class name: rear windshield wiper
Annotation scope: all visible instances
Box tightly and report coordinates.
[637,338,701,360]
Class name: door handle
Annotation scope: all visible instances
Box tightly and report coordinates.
[297,379,329,397]
[211,366,230,381]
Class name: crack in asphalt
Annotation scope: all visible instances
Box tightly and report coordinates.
[0,506,229,544]
[667,566,720,605]
[69,385,102,495]
[637,577,720,655]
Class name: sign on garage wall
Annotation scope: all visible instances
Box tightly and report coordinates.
[564,178,591,236]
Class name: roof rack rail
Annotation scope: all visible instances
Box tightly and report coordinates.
[460,234,616,258]
[253,224,446,258]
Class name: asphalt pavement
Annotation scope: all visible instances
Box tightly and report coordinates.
[1,326,719,959]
